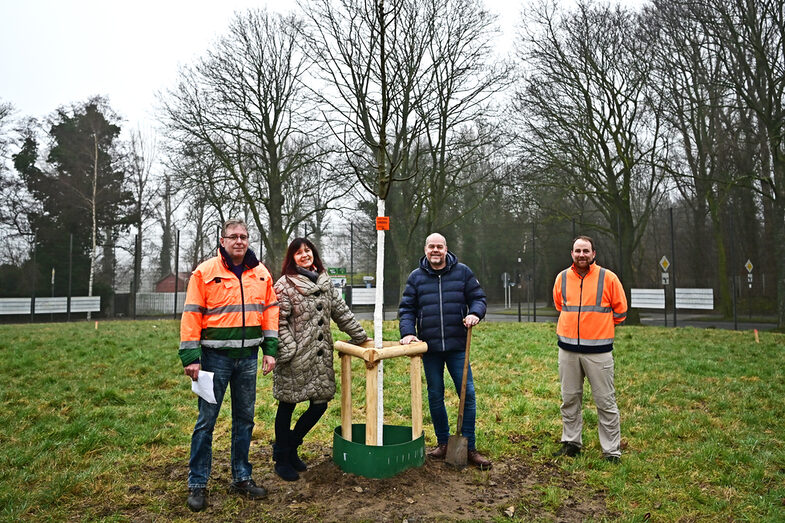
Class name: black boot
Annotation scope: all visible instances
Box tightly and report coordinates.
[272,442,299,481]
[289,433,307,472]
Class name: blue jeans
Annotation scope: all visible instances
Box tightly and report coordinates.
[188,349,258,488]
[422,351,476,451]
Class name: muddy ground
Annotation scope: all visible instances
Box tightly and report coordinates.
[123,440,614,522]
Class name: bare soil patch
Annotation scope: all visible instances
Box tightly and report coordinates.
[122,442,614,522]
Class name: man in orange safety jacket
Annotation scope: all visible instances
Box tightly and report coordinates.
[179,219,279,511]
[552,235,627,463]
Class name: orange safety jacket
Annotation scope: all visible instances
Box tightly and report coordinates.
[553,262,627,353]
[179,249,279,366]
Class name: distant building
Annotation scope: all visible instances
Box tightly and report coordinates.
[155,272,191,293]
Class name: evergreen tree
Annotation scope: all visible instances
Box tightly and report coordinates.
[13,97,131,303]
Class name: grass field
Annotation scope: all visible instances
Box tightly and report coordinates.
[0,319,783,521]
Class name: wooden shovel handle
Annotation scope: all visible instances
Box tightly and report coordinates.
[455,326,472,435]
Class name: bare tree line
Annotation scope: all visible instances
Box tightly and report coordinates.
[0,0,782,327]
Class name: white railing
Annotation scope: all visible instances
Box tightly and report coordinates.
[350,288,376,305]
[630,288,714,310]
[134,292,186,315]
[0,296,101,315]
[630,289,665,309]
[675,288,714,310]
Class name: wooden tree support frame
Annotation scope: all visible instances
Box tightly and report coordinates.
[334,340,428,446]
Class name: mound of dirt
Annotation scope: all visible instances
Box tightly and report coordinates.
[238,444,608,521]
[126,443,612,521]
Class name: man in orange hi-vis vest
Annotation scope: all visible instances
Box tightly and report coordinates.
[180,219,279,512]
[552,236,627,463]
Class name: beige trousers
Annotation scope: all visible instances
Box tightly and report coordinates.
[558,349,621,457]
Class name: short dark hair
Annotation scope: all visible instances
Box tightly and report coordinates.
[222,218,248,236]
[281,238,325,276]
[572,235,595,251]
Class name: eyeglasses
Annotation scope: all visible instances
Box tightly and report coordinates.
[223,234,249,242]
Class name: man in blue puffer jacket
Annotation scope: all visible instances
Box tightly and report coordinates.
[398,233,491,469]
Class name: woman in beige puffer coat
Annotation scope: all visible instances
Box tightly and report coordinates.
[272,238,367,481]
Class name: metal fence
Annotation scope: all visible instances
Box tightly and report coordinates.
[4,209,778,327]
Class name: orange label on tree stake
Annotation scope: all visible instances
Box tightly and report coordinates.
[375,216,390,230]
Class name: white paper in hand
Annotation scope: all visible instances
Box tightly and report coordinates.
[191,370,217,404]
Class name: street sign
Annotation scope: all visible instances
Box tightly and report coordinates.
[328,267,347,288]
[661,272,669,285]
[745,259,753,273]
[747,273,753,283]
[659,256,670,271]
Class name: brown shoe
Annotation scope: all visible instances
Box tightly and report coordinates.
[427,444,448,459]
[468,450,492,470]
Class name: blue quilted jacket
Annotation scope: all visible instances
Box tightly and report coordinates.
[398,251,487,352]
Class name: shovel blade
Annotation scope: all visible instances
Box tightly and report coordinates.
[444,434,468,468]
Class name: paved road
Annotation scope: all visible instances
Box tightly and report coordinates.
[637,313,775,331]
[485,307,777,331]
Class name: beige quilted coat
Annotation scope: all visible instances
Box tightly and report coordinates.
[273,272,367,404]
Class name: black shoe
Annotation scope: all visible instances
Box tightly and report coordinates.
[229,479,268,499]
[603,455,621,464]
[552,442,581,458]
[290,446,307,472]
[186,487,207,512]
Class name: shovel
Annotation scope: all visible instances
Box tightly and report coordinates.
[445,325,472,468]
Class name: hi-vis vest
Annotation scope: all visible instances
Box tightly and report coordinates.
[179,251,279,366]
[553,262,627,353]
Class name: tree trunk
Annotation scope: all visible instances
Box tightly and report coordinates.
[373,197,386,444]
[101,226,116,317]
[87,133,98,320]
[773,200,785,328]
[710,209,732,317]
[159,190,173,279]
[619,213,640,325]
[264,204,286,279]
[771,153,785,328]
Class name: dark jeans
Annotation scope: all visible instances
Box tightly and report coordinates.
[422,350,476,450]
[188,349,257,488]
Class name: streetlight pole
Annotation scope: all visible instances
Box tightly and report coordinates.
[517,252,522,322]
[173,229,180,320]
[670,208,677,327]
[30,231,37,323]
[532,220,536,324]
[67,233,73,321]
[50,267,55,322]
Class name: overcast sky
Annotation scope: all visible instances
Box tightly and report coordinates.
[0,0,521,133]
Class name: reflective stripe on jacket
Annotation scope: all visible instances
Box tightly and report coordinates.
[179,249,279,366]
[553,262,627,353]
